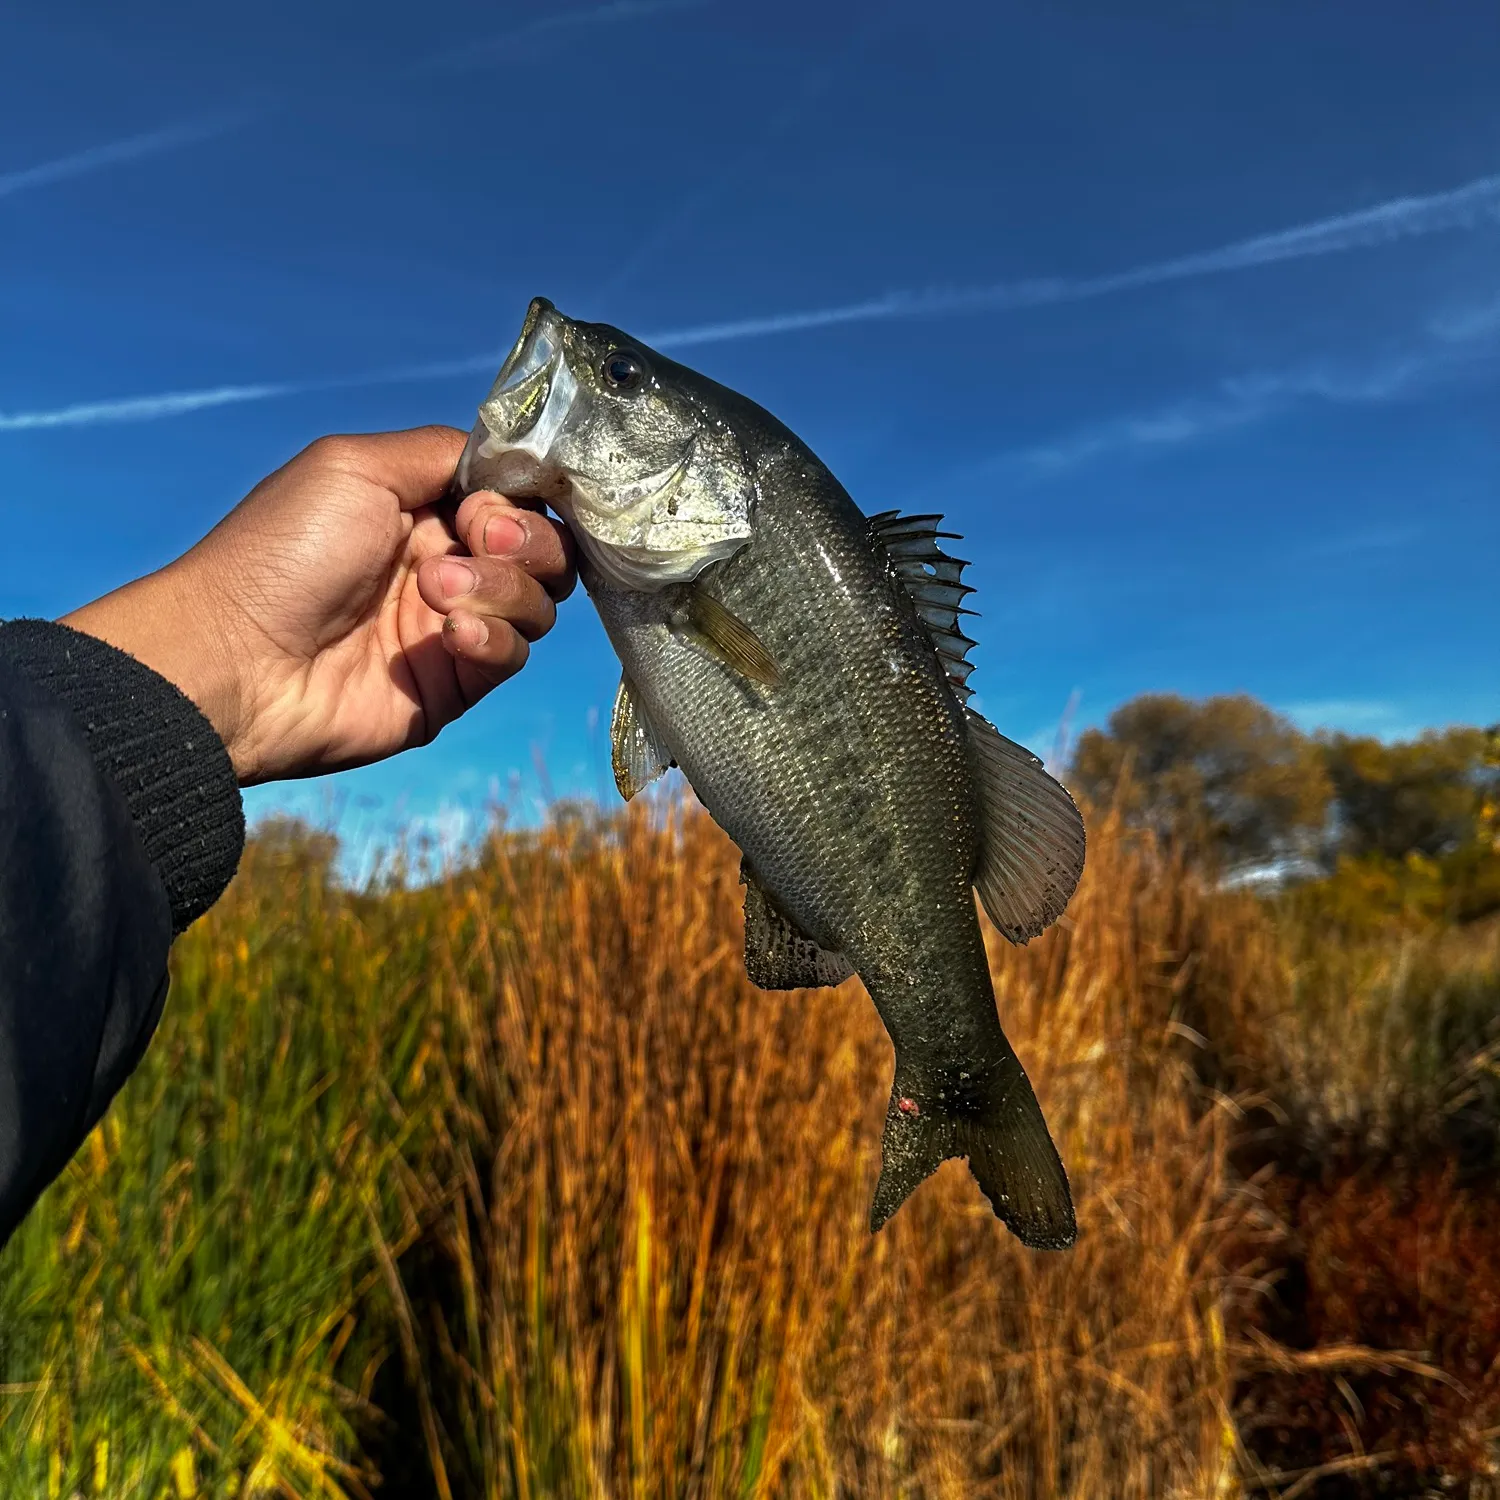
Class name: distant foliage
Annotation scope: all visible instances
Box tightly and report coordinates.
[1068,692,1332,870]
[1322,726,1500,860]
[1071,697,1500,917]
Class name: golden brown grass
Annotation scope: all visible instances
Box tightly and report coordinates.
[4,797,1498,1496]
[393,801,1257,1499]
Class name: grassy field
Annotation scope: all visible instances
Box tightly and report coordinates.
[2,799,1498,1498]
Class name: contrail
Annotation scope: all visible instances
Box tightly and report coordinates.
[0,113,248,202]
[0,1,699,201]
[0,353,509,432]
[647,291,941,348]
[1014,293,1500,475]
[592,2,895,302]
[0,383,296,432]
[5,169,1499,432]
[420,0,710,72]
[510,0,709,37]
[649,169,1500,346]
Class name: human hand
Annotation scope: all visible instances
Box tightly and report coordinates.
[63,426,575,784]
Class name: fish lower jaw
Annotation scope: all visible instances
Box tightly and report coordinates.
[571,528,735,593]
[461,442,571,504]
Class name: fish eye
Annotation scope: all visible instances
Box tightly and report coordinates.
[600,348,647,392]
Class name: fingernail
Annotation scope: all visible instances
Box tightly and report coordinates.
[444,612,488,648]
[484,516,525,556]
[437,559,476,597]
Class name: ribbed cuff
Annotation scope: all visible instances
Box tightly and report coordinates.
[0,619,245,933]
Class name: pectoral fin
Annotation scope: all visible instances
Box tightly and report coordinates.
[964,709,1086,943]
[678,589,780,686]
[741,860,854,990]
[610,674,674,801]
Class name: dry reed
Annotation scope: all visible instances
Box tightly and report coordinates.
[7,797,1496,1496]
[403,801,1258,1498]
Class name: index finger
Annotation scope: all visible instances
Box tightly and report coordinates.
[314,426,469,512]
[455,490,577,602]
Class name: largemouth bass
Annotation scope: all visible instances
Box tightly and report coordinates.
[457,299,1087,1247]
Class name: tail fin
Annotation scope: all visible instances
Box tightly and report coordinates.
[870,1061,1076,1248]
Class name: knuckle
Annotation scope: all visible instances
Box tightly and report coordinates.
[304,433,364,473]
[485,561,553,622]
[481,628,529,681]
[478,558,529,604]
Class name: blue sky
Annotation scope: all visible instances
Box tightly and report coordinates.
[2,2,1497,854]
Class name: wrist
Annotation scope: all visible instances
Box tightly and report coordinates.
[62,566,252,780]
[0,617,247,932]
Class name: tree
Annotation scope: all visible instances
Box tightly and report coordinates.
[1320,727,1500,861]
[1069,693,1332,870]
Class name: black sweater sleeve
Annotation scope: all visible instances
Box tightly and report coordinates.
[0,619,245,1246]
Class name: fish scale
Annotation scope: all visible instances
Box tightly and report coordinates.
[458,298,1087,1246]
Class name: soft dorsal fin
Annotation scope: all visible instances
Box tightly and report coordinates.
[741,859,855,990]
[868,510,978,702]
[964,708,1086,944]
[610,674,675,801]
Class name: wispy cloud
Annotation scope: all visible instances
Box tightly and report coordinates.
[1282,699,1396,728]
[0,351,508,433]
[1430,291,1500,343]
[0,382,296,433]
[420,0,709,72]
[5,168,1500,433]
[1279,700,1425,741]
[593,4,893,302]
[647,167,1500,346]
[1014,290,1500,475]
[0,113,248,203]
[1,2,698,204]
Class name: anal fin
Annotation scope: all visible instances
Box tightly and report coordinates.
[740,859,854,990]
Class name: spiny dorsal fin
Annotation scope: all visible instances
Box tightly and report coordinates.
[741,858,855,990]
[964,708,1086,944]
[678,588,780,686]
[868,510,978,701]
[610,673,675,801]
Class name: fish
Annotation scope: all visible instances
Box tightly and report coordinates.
[456,298,1087,1247]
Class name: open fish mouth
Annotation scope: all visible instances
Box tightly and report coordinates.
[456,299,696,528]
[456,299,579,502]
[455,297,762,592]
[456,300,752,590]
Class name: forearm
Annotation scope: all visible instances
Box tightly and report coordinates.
[0,620,245,1245]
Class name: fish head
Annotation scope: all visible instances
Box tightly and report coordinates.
[457,298,756,592]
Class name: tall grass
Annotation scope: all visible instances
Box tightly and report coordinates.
[407,802,1252,1498]
[2,798,1496,1495]
[1226,904,1500,1167]
[0,827,445,1497]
